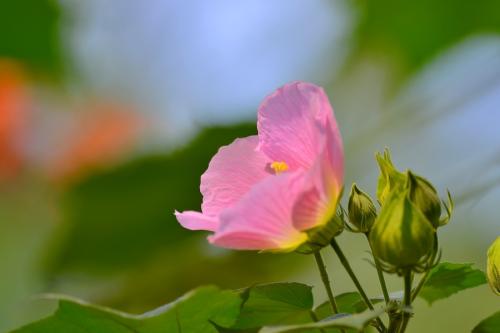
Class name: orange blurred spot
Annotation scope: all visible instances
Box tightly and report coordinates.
[0,60,31,182]
[49,104,144,182]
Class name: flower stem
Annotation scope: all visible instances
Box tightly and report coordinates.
[365,233,390,304]
[314,251,340,313]
[387,314,402,333]
[313,251,345,333]
[398,271,413,333]
[330,238,387,332]
[411,269,430,302]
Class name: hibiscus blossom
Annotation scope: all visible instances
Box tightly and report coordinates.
[175,81,343,251]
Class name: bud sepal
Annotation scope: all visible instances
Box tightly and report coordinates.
[407,171,442,228]
[295,209,345,254]
[375,149,406,204]
[487,236,500,296]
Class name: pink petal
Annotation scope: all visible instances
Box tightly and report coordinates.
[292,123,343,231]
[208,231,279,250]
[317,118,344,199]
[201,136,272,217]
[292,186,333,231]
[209,172,308,251]
[257,81,337,171]
[174,211,218,232]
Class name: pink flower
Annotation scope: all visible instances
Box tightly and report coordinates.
[175,82,343,252]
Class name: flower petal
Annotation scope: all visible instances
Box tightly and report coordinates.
[208,231,280,250]
[209,172,308,251]
[257,81,337,171]
[318,118,344,199]
[292,187,332,231]
[174,211,218,232]
[201,135,272,217]
[292,123,343,231]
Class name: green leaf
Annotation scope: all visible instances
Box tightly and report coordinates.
[315,290,403,333]
[472,311,500,333]
[10,286,241,333]
[314,292,364,320]
[231,283,314,330]
[418,262,487,305]
[259,306,385,333]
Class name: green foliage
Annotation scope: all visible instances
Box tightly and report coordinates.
[231,283,313,330]
[472,311,500,333]
[314,292,369,333]
[0,0,63,76]
[10,286,241,333]
[259,306,385,333]
[418,262,487,305]
[8,283,382,333]
[314,292,364,319]
[317,291,405,319]
[353,0,500,75]
[48,123,256,274]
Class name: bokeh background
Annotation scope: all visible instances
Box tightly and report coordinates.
[0,1,499,332]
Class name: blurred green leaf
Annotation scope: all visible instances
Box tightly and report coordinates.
[10,286,241,333]
[472,311,500,333]
[418,262,487,305]
[49,123,255,273]
[231,283,313,330]
[0,183,57,332]
[353,0,500,75]
[259,306,385,333]
[0,0,63,76]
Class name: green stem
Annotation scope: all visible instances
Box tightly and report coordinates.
[313,251,340,314]
[411,269,430,302]
[387,315,402,333]
[313,251,345,333]
[398,271,413,333]
[366,233,390,304]
[330,239,387,332]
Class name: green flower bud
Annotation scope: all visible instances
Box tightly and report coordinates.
[407,171,441,229]
[369,189,435,273]
[375,149,406,204]
[487,236,500,296]
[348,184,377,233]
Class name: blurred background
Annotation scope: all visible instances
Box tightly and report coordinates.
[0,0,499,332]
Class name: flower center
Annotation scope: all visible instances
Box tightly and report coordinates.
[270,161,289,174]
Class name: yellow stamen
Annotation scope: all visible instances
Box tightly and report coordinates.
[271,161,289,174]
